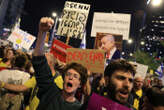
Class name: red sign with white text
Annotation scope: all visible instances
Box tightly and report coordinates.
[50,39,72,63]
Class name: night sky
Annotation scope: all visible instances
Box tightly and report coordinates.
[21,0,145,35]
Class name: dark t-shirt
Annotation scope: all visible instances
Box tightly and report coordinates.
[32,55,81,110]
[37,87,81,110]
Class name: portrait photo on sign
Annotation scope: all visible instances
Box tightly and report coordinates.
[94,32,123,51]
[94,32,123,61]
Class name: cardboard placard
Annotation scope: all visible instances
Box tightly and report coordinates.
[66,48,105,73]
[91,12,131,40]
[50,39,72,63]
[57,1,90,39]
[7,28,36,50]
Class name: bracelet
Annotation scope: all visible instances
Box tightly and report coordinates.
[0,82,5,88]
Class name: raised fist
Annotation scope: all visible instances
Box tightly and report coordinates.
[39,17,54,32]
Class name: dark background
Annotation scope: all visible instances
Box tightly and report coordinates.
[20,0,152,48]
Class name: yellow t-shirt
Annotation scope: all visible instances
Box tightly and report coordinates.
[0,58,7,67]
[133,89,143,110]
[24,75,63,110]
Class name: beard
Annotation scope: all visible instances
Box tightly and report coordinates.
[107,81,130,104]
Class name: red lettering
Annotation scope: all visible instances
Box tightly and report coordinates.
[77,51,83,60]
[89,52,95,64]
[83,52,89,63]
[67,52,73,62]
[96,53,104,64]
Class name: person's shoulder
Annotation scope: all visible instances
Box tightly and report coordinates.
[13,70,30,76]
[115,49,121,53]
[112,49,121,59]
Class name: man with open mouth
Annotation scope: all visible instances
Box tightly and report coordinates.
[81,59,136,110]
[32,17,88,110]
[104,60,136,108]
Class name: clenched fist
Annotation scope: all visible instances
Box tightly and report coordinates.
[39,17,54,32]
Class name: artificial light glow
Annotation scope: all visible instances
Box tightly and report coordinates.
[52,12,57,17]
[130,53,133,56]
[151,0,162,7]
[147,0,151,4]
[122,52,125,55]
[128,39,133,44]
[141,41,145,45]
[59,18,62,21]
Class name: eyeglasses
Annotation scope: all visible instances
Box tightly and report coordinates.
[65,72,80,80]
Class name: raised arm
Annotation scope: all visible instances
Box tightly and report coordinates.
[33,17,54,56]
[32,17,57,98]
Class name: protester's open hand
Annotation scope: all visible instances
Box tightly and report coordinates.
[39,17,54,32]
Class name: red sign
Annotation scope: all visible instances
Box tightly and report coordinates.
[50,39,72,63]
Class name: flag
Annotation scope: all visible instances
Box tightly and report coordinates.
[80,30,86,49]
[155,63,164,78]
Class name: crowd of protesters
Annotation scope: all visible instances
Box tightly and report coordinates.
[0,17,164,110]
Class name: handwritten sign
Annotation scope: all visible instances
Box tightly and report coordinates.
[7,28,36,50]
[66,48,105,73]
[50,39,72,63]
[57,1,90,39]
[91,12,131,40]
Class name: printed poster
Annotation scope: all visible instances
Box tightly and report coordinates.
[91,12,131,40]
[94,32,123,51]
[50,39,72,63]
[7,28,36,50]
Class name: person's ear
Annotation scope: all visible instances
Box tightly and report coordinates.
[104,76,109,86]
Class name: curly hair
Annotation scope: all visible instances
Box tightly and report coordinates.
[104,59,136,78]
[63,62,88,87]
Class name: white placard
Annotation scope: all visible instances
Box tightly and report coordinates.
[8,28,36,50]
[91,12,131,40]
[57,1,90,39]
[130,61,148,79]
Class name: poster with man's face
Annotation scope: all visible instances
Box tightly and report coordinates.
[94,32,123,51]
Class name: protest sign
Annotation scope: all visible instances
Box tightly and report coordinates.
[87,93,131,110]
[0,39,10,46]
[66,48,105,73]
[94,32,123,51]
[7,28,36,50]
[130,61,148,79]
[57,1,90,39]
[50,39,72,63]
[91,12,131,40]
